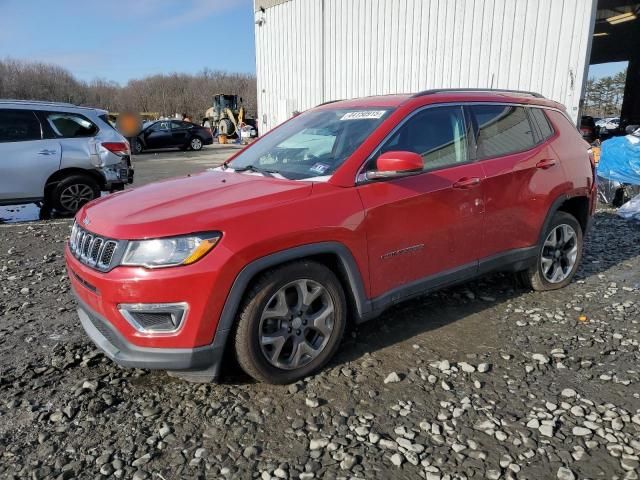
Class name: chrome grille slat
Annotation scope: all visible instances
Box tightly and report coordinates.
[99,241,118,268]
[70,222,120,271]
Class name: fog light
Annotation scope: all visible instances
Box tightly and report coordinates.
[118,303,188,333]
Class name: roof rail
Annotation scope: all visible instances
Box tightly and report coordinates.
[0,99,80,107]
[412,88,545,98]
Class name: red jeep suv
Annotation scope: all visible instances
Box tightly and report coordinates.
[66,89,596,384]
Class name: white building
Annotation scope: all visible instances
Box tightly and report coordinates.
[253,0,600,133]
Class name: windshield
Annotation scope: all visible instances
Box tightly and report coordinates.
[229,108,393,180]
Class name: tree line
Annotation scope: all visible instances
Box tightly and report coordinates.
[583,69,627,118]
[0,58,257,120]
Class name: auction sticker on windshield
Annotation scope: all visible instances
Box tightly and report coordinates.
[340,111,387,121]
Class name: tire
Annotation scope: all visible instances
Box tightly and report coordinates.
[189,136,203,151]
[518,211,583,291]
[217,118,235,136]
[233,260,347,384]
[49,175,100,214]
[133,138,144,155]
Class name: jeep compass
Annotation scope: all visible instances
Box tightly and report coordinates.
[66,89,596,384]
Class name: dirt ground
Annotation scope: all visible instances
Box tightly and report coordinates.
[0,155,638,479]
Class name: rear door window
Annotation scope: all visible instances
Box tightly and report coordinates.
[46,113,98,138]
[530,108,555,140]
[171,120,187,130]
[470,105,535,159]
[0,109,42,142]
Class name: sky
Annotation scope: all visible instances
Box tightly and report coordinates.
[588,61,628,80]
[0,0,256,84]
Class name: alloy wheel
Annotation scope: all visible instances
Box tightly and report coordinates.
[540,224,578,283]
[259,279,335,370]
[191,138,202,150]
[59,184,95,212]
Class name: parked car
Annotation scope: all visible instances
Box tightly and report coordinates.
[66,89,596,384]
[132,120,213,154]
[580,115,597,143]
[0,100,133,214]
[603,117,620,130]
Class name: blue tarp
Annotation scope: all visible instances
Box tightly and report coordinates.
[596,134,640,186]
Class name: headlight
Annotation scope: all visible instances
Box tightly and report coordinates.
[121,232,221,268]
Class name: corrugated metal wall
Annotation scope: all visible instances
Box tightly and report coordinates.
[255,0,596,133]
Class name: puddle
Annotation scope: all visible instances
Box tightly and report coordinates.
[0,203,71,224]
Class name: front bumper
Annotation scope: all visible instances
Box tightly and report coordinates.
[76,293,224,380]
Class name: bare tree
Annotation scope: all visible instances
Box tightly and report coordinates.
[0,58,257,119]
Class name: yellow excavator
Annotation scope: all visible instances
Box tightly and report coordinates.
[205,94,250,137]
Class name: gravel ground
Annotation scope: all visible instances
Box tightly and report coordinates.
[0,209,638,480]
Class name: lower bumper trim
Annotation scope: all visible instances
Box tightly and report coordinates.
[75,294,223,379]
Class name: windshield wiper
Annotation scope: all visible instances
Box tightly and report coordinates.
[232,164,276,177]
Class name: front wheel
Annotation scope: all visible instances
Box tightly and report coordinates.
[233,261,347,384]
[518,211,583,291]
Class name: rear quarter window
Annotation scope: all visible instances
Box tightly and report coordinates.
[46,112,98,138]
[98,114,118,131]
[470,105,536,159]
[531,108,555,140]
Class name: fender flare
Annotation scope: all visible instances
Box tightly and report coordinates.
[537,194,571,245]
[537,192,592,245]
[211,241,371,354]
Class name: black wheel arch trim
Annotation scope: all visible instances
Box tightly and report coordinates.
[537,193,590,245]
[211,242,371,366]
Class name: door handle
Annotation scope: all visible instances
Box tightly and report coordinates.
[452,177,481,189]
[536,158,557,169]
[38,149,56,155]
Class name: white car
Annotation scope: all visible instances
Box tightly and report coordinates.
[603,117,620,131]
[0,100,134,213]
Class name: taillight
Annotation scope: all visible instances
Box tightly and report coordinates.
[587,148,597,191]
[102,142,130,156]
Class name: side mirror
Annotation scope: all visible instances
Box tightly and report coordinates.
[366,151,423,180]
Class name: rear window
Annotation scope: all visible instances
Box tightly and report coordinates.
[46,112,98,138]
[0,109,41,143]
[470,105,535,159]
[531,108,554,140]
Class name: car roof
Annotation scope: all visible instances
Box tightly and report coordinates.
[0,99,107,115]
[315,89,564,111]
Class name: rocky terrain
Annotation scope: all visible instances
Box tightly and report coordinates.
[0,210,638,479]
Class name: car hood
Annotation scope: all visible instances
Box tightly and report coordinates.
[78,170,313,239]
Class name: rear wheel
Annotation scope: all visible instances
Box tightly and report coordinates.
[133,138,144,155]
[518,211,583,291]
[189,136,203,151]
[50,175,100,214]
[233,261,346,384]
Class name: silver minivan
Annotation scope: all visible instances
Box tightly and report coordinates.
[0,100,134,213]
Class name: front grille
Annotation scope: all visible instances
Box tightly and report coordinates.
[70,222,121,271]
